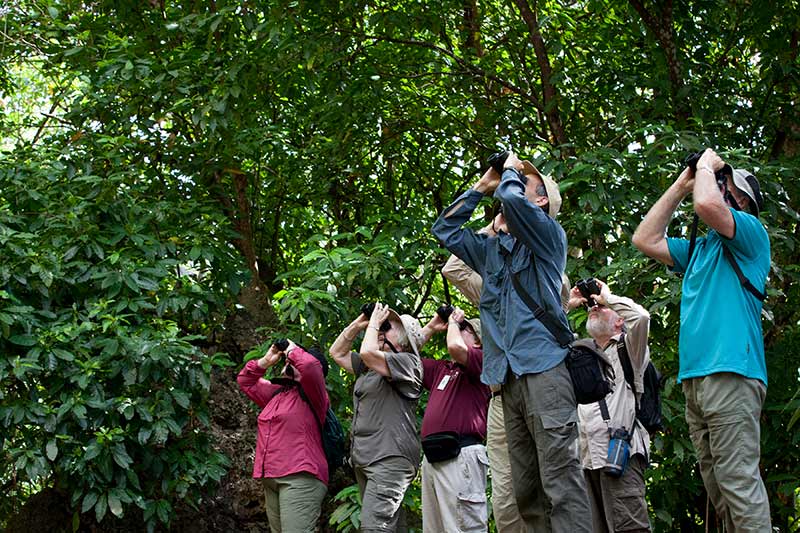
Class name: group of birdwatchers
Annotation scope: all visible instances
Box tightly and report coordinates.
[237,148,771,533]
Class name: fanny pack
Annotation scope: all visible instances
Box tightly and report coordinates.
[421,432,481,463]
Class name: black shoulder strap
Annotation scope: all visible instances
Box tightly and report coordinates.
[720,245,766,302]
[687,214,765,302]
[616,334,637,397]
[687,214,699,266]
[511,271,573,347]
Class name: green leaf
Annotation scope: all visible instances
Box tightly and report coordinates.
[9,334,36,346]
[52,348,74,361]
[82,492,99,514]
[108,492,123,517]
[112,444,133,469]
[171,389,191,409]
[46,439,58,461]
[95,493,107,523]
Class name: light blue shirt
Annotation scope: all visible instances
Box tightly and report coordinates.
[667,208,770,385]
[432,169,569,385]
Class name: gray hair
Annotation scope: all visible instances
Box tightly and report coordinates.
[392,321,410,351]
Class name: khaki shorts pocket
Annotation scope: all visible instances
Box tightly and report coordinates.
[457,491,488,532]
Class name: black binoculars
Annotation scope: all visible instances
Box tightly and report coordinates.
[273,338,289,351]
[436,304,469,330]
[684,149,729,187]
[360,303,391,332]
[576,278,600,307]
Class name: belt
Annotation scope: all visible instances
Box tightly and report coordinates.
[491,390,503,398]
[457,434,483,448]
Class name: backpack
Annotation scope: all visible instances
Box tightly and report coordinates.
[565,339,616,405]
[617,335,664,434]
[317,407,346,473]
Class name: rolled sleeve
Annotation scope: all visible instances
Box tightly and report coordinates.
[442,254,483,307]
[386,351,423,400]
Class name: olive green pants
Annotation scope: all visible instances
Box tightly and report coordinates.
[584,454,650,532]
[263,473,327,533]
[353,456,417,533]
[502,361,592,533]
[683,373,771,533]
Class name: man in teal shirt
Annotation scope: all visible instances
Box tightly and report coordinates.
[633,148,771,532]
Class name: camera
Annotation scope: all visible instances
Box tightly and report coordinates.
[603,427,631,478]
[576,278,600,307]
[360,302,391,332]
[487,151,509,173]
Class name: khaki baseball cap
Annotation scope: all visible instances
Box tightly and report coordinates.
[520,160,562,218]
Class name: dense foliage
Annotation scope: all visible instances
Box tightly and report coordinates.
[1,0,798,531]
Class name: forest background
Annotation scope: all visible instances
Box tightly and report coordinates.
[1,0,798,531]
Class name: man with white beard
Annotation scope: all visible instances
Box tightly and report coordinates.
[566,279,652,532]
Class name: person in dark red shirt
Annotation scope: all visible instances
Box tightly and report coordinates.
[237,340,330,533]
[420,308,491,532]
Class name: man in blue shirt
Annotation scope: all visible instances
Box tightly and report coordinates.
[432,152,591,532]
[633,148,771,531]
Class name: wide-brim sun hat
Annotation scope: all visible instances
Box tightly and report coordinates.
[385,308,423,357]
[732,168,763,216]
[520,160,562,219]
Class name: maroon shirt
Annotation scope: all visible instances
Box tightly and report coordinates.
[237,348,330,484]
[421,346,491,440]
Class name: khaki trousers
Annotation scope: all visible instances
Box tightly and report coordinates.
[502,361,592,533]
[421,444,489,533]
[486,395,527,533]
[683,373,771,533]
[262,473,327,533]
[354,456,417,532]
[584,454,650,532]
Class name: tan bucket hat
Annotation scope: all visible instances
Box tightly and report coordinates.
[385,308,424,357]
[464,318,482,344]
[520,160,562,219]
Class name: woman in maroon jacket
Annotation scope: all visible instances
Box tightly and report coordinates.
[238,340,330,533]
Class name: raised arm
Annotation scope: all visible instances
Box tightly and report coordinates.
[358,303,392,377]
[288,345,330,423]
[692,149,735,239]
[632,167,695,266]
[445,308,469,366]
[419,312,448,347]
[237,345,283,408]
[432,167,498,275]
[599,287,650,373]
[329,314,369,374]
[442,254,483,307]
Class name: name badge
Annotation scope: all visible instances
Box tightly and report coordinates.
[437,374,451,390]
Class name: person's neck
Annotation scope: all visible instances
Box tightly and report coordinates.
[592,334,614,350]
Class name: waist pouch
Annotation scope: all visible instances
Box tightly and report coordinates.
[421,432,481,463]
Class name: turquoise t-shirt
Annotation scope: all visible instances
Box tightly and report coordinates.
[667,209,770,385]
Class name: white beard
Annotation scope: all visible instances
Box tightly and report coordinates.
[587,313,617,339]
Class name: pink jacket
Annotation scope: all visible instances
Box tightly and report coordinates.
[237,347,330,484]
